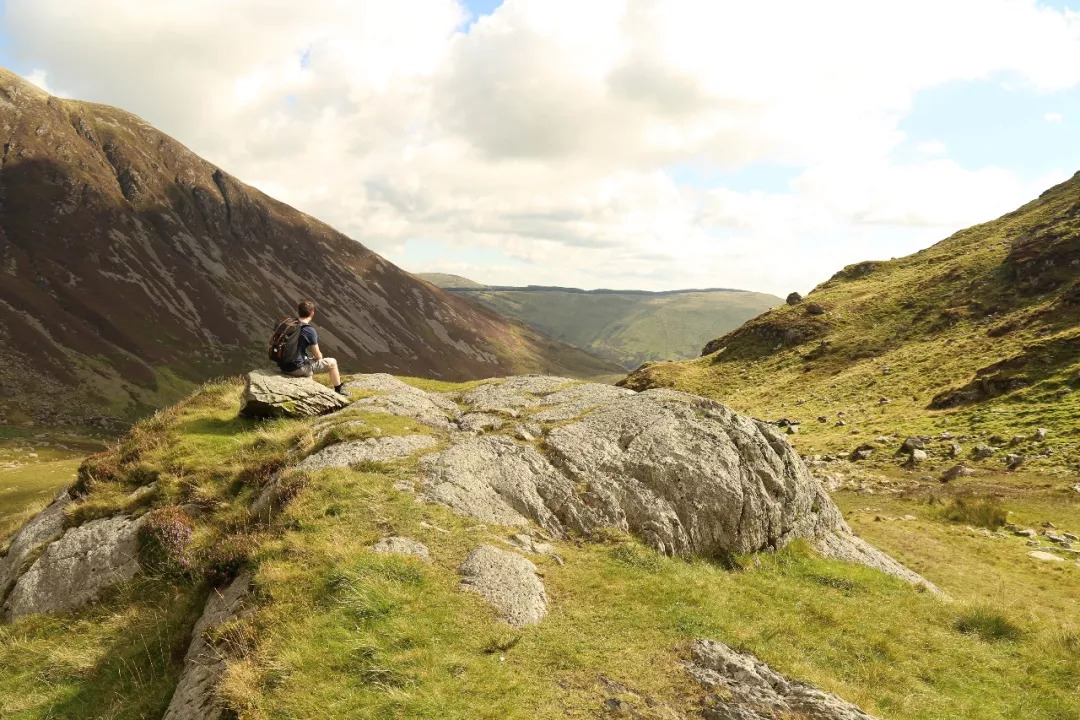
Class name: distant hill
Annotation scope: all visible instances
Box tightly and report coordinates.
[0,68,621,428]
[419,273,488,289]
[425,282,781,369]
[622,172,1080,470]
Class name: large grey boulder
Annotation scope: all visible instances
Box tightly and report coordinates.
[459,545,547,627]
[163,572,253,720]
[688,639,879,719]
[421,436,579,533]
[240,369,348,418]
[297,434,438,471]
[4,515,141,620]
[0,490,71,600]
[418,384,939,592]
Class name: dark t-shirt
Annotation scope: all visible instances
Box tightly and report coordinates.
[295,324,318,367]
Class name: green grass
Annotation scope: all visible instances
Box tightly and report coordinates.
[1,378,1079,719]
[444,287,780,369]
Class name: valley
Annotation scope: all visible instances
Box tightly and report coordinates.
[420,276,780,369]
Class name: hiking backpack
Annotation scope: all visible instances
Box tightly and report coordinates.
[268,317,303,368]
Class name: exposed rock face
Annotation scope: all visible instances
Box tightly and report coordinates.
[240,370,349,418]
[349,388,459,430]
[458,545,547,627]
[163,572,253,720]
[4,515,141,620]
[457,412,505,433]
[688,639,879,720]
[0,490,71,598]
[372,536,431,562]
[296,435,438,471]
[460,375,574,415]
[411,377,939,592]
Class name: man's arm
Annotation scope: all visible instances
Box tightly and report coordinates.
[309,343,324,361]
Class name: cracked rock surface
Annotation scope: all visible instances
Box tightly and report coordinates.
[4,515,142,620]
[688,639,879,720]
[162,572,254,720]
[459,544,547,627]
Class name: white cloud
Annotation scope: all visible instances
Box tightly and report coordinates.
[5,0,1080,295]
[1045,112,1064,123]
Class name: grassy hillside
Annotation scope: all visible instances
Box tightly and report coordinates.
[1,377,1078,719]
[426,283,780,369]
[622,173,1080,474]
[419,273,488,289]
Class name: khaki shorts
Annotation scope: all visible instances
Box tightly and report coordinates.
[287,357,336,377]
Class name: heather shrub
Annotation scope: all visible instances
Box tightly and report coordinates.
[138,506,194,575]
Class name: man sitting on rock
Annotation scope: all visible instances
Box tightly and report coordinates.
[281,300,347,396]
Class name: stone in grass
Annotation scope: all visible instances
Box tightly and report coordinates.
[687,638,880,719]
[459,545,547,627]
[849,444,874,461]
[1028,550,1065,563]
[4,515,142,620]
[162,572,253,720]
[940,464,972,483]
[901,449,927,470]
[372,536,431,563]
[240,369,348,418]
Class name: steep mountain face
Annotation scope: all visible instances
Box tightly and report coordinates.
[0,69,619,427]
[420,278,780,369]
[622,174,1080,468]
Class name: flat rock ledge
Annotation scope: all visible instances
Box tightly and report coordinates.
[296,434,438,471]
[0,490,71,599]
[372,536,431,562]
[163,572,253,720]
[4,515,141,620]
[459,545,547,627]
[240,369,349,418]
[688,639,879,720]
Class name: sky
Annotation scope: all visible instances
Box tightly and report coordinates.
[2,0,1080,295]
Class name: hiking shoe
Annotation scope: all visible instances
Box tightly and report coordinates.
[334,385,349,397]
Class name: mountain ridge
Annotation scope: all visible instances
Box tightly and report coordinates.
[0,68,620,428]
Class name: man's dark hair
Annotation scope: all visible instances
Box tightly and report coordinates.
[298,300,316,319]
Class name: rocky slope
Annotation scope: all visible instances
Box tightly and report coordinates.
[622,173,1080,473]
[0,372,968,719]
[420,276,780,369]
[0,68,619,428]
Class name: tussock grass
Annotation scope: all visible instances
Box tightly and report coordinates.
[935,496,1009,530]
[955,606,1024,642]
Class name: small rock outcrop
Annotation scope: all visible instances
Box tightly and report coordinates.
[688,639,879,719]
[4,515,141,620]
[163,572,253,720]
[940,464,972,482]
[372,536,431,562]
[458,545,547,627]
[240,370,349,418]
[786,292,803,305]
[0,490,71,598]
[296,435,438,471]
